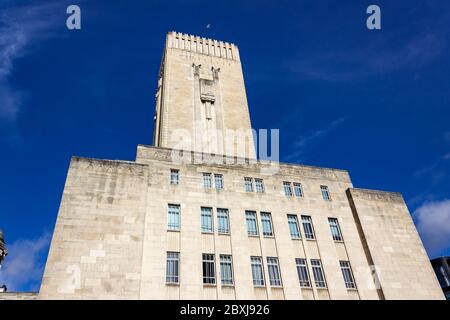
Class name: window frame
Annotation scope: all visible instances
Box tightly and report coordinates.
[320,185,331,201]
[201,207,213,233]
[250,256,265,287]
[214,174,224,190]
[287,214,301,239]
[202,253,216,285]
[293,182,303,197]
[255,178,265,193]
[295,258,311,287]
[167,204,181,231]
[283,181,293,197]
[311,259,327,288]
[203,172,212,189]
[301,215,315,240]
[244,177,254,192]
[340,260,357,289]
[170,169,179,185]
[217,208,230,234]
[267,257,282,287]
[220,254,234,286]
[245,211,259,236]
[166,251,180,284]
[328,217,343,241]
[260,212,274,237]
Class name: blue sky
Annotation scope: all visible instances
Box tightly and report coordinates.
[0,0,449,291]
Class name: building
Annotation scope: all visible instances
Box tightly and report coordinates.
[431,257,450,300]
[8,32,445,300]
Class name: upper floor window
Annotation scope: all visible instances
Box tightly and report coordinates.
[168,204,180,231]
[311,259,327,288]
[301,215,315,240]
[244,177,254,192]
[255,178,265,193]
[328,217,343,241]
[261,212,274,237]
[320,185,331,201]
[340,261,356,289]
[166,252,179,284]
[267,257,282,287]
[202,253,216,285]
[293,183,303,197]
[251,256,265,286]
[217,208,230,234]
[203,173,212,189]
[170,169,179,185]
[283,181,293,196]
[201,207,213,233]
[295,258,311,287]
[220,255,234,285]
[214,174,224,190]
[287,214,301,239]
[245,211,258,236]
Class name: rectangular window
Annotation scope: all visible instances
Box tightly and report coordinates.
[203,173,212,189]
[301,215,315,240]
[168,204,180,231]
[283,181,293,196]
[255,178,265,193]
[251,256,265,286]
[245,211,258,236]
[287,214,301,239]
[220,255,234,285]
[214,174,224,190]
[261,212,274,237]
[166,252,179,284]
[170,169,179,185]
[295,258,311,287]
[293,183,303,197]
[340,261,356,289]
[320,185,331,201]
[202,253,216,284]
[201,207,213,233]
[267,257,282,287]
[328,217,343,241]
[311,259,326,288]
[244,177,253,192]
[217,208,230,234]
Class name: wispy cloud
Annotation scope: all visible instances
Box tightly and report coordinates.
[414,199,450,258]
[0,231,51,292]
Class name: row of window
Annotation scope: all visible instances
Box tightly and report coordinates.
[169,169,332,201]
[166,252,357,289]
[168,205,344,242]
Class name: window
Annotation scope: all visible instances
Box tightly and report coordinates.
[166,252,179,284]
[255,178,265,193]
[295,258,311,287]
[301,215,315,240]
[170,169,179,185]
[168,204,180,231]
[245,211,258,236]
[320,185,331,201]
[201,207,213,233]
[251,256,265,286]
[220,255,234,285]
[283,181,293,196]
[203,173,212,188]
[244,177,253,192]
[261,212,274,237]
[311,259,326,288]
[267,257,282,286]
[340,261,356,289]
[214,174,224,190]
[293,183,303,197]
[217,208,230,234]
[287,215,301,239]
[202,254,216,284]
[328,218,343,241]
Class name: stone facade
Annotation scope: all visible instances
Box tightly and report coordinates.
[31,32,446,299]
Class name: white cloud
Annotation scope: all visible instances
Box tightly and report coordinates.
[414,199,450,258]
[0,232,51,292]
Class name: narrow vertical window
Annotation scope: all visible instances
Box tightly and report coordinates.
[340,261,356,289]
[261,212,274,237]
[295,258,311,287]
[202,254,216,284]
[320,185,331,201]
[287,214,301,239]
[255,178,265,193]
[267,257,282,286]
[166,252,179,284]
[328,217,343,241]
[220,255,234,285]
[293,183,303,197]
[311,259,326,288]
[170,169,179,185]
[217,208,230,234]
[251,256,265,286]
[201,207,213,233]
[214,174,224,190]
[245,211,258,236]
[203,173,212,189]
[244,177,254,192]
[301,215,315,240]
[283,181,293,196]
[168,204,180,231]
